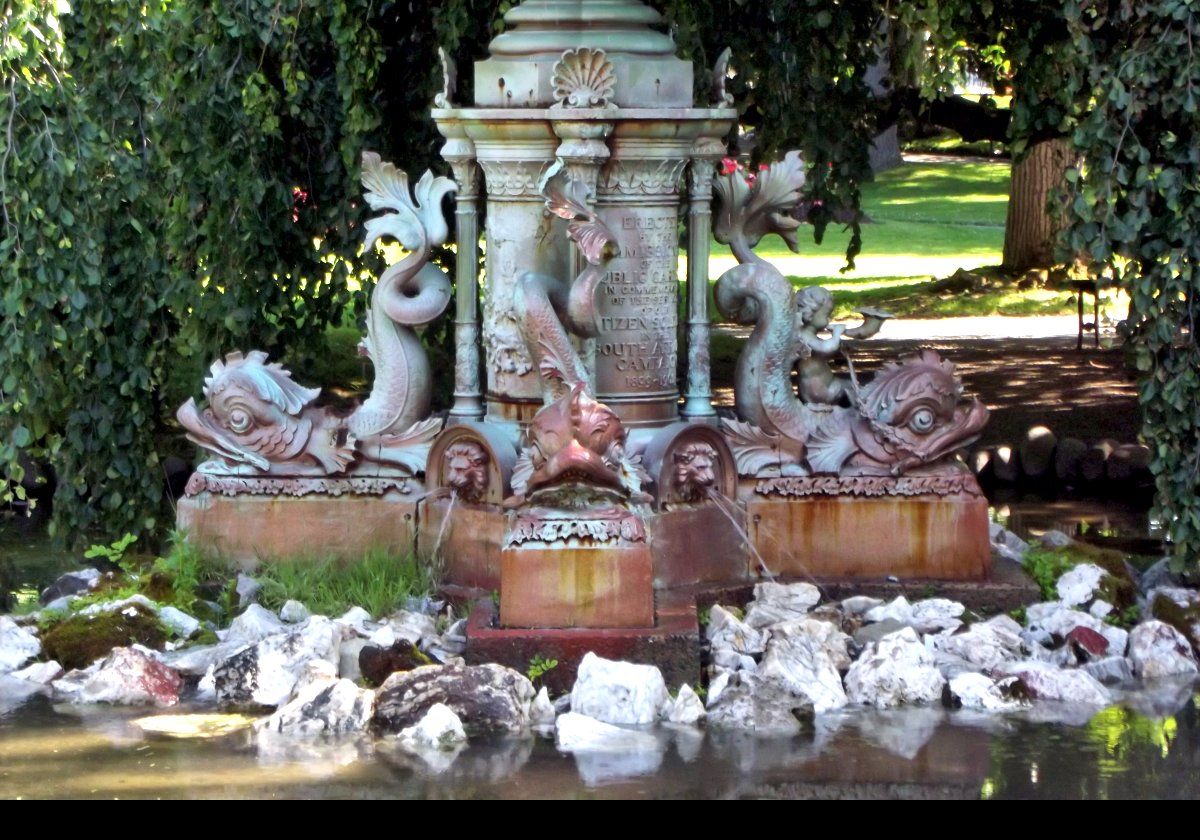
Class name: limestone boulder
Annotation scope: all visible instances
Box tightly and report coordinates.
[1056,563,1107,608]
[1129,620,1199,679]
[397,703,468,751]
[928,614,1023,671]
[743,582,821,629]
[706,605,766,656]
[0,615,41,673]
[570,652,668,726]
[359,639,433,687]
[555,711,659,753]
[844,627,945,708]
[756,618,850,713]
[213,616,340,709]
[1023,602,1128,656]
[372,663,535,736]
[53,646,182,706]
[704,671,814,734]
[257,669,375,737]
[38,568,100,605]
[864,596,964,634]
[279,600,310,623]
[664,684,706,726]
[1000,660,1110,706]
[945,672,1019,711]
[221,604,286,646]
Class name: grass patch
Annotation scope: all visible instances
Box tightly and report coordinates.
[255,549,441,619]
[699,159,1099,320]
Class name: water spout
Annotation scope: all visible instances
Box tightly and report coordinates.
[704,488,776,582]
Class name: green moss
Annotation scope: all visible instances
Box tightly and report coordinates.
[1022,543,1140,611]
[40,604,167,670]
[1148,594,1200,650]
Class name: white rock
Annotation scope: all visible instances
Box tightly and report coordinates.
[1040,529,1074,548]
[338,637,369,683]
[929,615,1023,671]
[54,646,182,706]
[1082,656,1134,685]
[841,596,884,617]
[664,684,706,725]
[1089,600,1114,619]
[1001,660,1111,705]
[160,641,245,676]
[368,625,397,648]
[334,606,374,636]
[0,615,41,672]
[1024,601,1129,656]
[863,596,964,634]
[743,582,821,629]
[711,648,758,674]
[195,665,217,703]
[989,522,1030,562]
[529,686,557,728]
[257,675,375,737]
[158,606,201,639]
[222,604,286,645]
[946,672,1018,711]
[554,712,658,753]
[706,671,731,707]
[570,652,668,726]
[706,605,765,655]
[0,674,47,712]
[1056,563,1107,608]
[844,627,945,708]
[756,618,850,713]
[235,573,261,607]
[1147,586,1200,608]
[384,610,437,646]
[279,600,310,623]
[397,703,468,751]
[214,615,341,708]
[11,660,62,684]
[704,671,813,733]
[1129,620,1199,679]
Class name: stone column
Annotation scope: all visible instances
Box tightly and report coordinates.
[443,135,485,423]
[681,137,725,422]
[474,137,566,425]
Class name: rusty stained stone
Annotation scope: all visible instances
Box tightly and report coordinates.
[499,544,654,629]
[745,492,991,581]
[178,492,417,568]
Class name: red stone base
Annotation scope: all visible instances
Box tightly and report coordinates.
[464,595,700,695]
[419,498,752,593]
[499,543,654,629]
[744,482,991,580]
[178,491,417,568]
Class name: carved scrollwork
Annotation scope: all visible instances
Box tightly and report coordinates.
[711,47,735,107]
[185,473,414,498]
[551,47,616,109]
[599,158,688,196]
[434,47,456,109]
[478,159,553,197]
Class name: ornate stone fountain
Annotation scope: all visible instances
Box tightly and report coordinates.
[176,0,991,678]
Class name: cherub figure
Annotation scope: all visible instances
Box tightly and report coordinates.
[793,286,891,406]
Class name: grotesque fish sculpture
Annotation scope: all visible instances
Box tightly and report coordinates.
[522,382,628,496]
[176,351,353,474]
[808,349,990,476]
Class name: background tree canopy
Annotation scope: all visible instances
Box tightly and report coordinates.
[2,0,1198,568]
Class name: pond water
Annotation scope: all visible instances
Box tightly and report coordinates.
[2,691,1198,799]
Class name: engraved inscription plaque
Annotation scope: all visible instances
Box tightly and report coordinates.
[593,203,680,423]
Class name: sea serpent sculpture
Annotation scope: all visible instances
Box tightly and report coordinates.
[177,152,454,482]
[713,152,990,478]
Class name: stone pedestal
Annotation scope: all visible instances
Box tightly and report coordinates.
[177,488,418,568]
[743,474,991,581]
[500,544,654,628]
[417,496,507,590]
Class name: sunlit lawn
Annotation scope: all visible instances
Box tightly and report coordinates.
[701,159,1079,319]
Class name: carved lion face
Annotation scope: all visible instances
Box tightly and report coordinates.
[672,442,717,502]
[443,441,489,503]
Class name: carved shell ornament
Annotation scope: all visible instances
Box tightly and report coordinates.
[552,48,616,109]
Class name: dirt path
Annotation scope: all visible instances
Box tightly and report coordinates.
[710,323,1141,447]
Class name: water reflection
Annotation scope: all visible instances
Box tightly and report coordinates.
[5,691,1198,798]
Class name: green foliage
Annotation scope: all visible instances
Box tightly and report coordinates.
[1059,1,1200,570]
[83,533,138,571]
[656,0,880,266]
[255,550,440,619]
[525,654,559,684]
[0,0,499,547]
[1022,547,1078,601]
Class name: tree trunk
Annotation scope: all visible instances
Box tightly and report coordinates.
[1002,137,1072,271]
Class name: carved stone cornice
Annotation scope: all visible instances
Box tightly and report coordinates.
[754,474,983,498]
[185,473,415,498]
[478,159,554,198]
[598,158,688,197]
